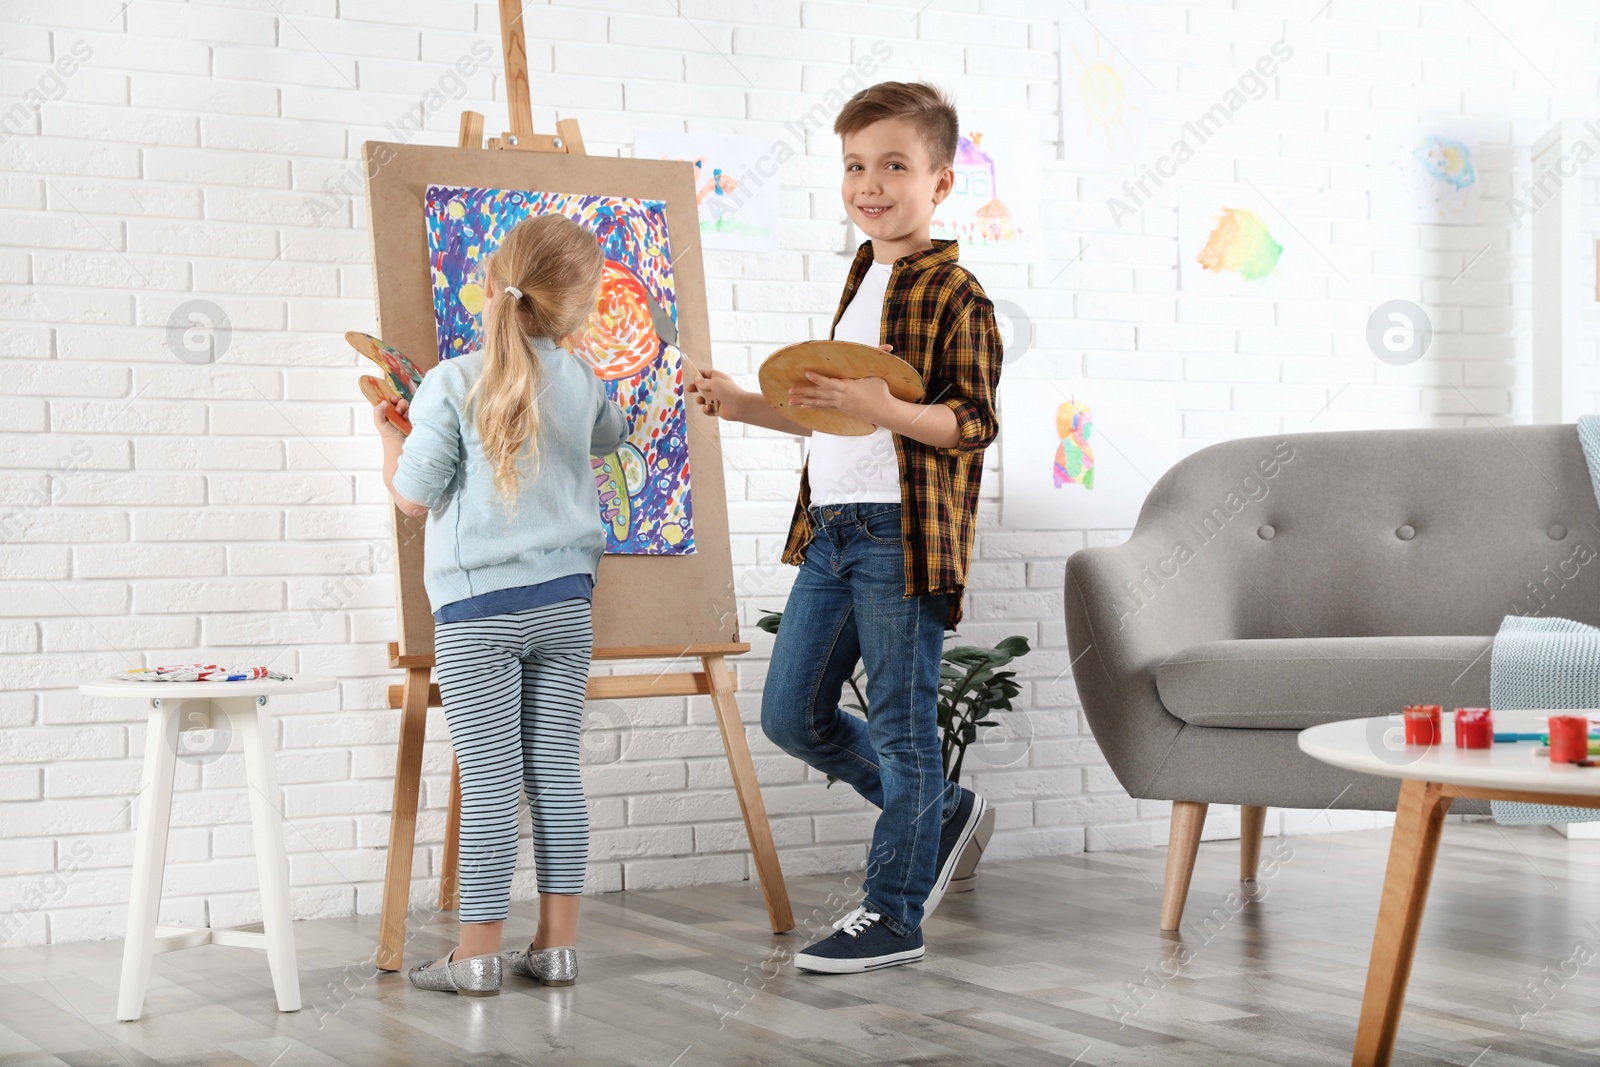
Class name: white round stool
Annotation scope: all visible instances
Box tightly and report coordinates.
[78,675,336,1021]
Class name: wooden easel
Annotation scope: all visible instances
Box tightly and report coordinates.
[372,1,793,973]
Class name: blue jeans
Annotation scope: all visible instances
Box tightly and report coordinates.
[761,501,960,937]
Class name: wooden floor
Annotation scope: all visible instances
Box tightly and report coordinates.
[3,822,1600,1066]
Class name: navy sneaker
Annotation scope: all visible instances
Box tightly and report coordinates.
[923,786,988,921]
[793,906,925,974]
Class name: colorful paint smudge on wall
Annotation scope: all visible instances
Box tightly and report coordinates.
[1053,400,1094,490]
[1196,208,1283,281]
[424,185,694,557]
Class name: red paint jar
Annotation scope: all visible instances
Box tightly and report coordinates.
[1454,708,1492,749]
[1403,704,1442,746]
[1549,716,1590,763]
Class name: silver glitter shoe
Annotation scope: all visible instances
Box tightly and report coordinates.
[510,945,577,986]
[408,948,503,996]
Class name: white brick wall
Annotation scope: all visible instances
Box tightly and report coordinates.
[1,0,1595,945]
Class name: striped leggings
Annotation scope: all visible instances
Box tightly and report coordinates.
[433,598,592,922]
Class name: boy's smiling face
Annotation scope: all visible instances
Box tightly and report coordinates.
[841,117,954,260]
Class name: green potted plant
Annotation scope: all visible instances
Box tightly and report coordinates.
[757,611,1030,893]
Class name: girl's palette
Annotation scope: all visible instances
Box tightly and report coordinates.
[359,375,411,435]
[346,331,426,402]
[348,332,426,436]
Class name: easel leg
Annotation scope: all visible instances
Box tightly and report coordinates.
[703,653,794,933]
[439,757,461,911]
[377,666,431,972]
[1350,779,1451,1067]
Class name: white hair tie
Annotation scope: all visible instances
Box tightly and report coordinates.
[504,285,523,300]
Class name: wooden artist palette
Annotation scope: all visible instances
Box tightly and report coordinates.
[346,331,426,402]
[359,375,412,435]
[758,339,925,436]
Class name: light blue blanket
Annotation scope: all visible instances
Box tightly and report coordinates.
[1491,415,1600,825]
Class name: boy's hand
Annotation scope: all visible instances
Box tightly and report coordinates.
[789,343,895,425]
[688,366,743,420]
[374,397,408,439]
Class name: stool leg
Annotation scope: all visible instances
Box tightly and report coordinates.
[237,698,301,1012]
[118,703,180,1022]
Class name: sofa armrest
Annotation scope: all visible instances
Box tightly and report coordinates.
[1063,507,1245,797]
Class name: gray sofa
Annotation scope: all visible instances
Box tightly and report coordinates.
[1063,424,1600,928]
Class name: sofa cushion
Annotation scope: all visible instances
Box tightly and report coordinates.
[1157,636,1493,730]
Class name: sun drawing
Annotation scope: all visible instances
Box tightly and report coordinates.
[1070,32,1136,151]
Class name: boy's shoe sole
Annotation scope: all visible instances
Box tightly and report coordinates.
[923,792,988,921]
[793,945,926,974]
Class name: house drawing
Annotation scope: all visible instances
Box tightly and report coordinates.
[942,131,1019,243]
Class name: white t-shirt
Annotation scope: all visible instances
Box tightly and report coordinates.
[805,260,902,504]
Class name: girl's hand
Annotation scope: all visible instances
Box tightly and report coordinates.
[374,397,408,439]
[688,366,741,420]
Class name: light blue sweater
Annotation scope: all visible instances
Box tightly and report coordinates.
[392,336,629,612]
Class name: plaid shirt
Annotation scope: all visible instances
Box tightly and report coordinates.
[780,238,1002,629]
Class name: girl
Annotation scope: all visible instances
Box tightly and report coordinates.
[375,213,627,996]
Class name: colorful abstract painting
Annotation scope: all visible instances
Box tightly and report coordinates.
[1195,208,1283,281]
[424,184,694,556]
[1053,400,1094,489]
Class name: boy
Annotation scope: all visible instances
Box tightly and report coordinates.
[689,80,1002,973]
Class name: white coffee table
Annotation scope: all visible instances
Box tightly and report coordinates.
[79,675,335,1020]
[1298,709,1600,1067]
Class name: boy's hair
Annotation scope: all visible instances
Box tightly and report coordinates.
[833,80,959,169]
[470,213,604,512]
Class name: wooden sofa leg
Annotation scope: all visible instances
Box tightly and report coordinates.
[1240,805,1267,881]
[1160,801,1208,931]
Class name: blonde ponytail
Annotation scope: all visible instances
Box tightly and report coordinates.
[466,214,605,515]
